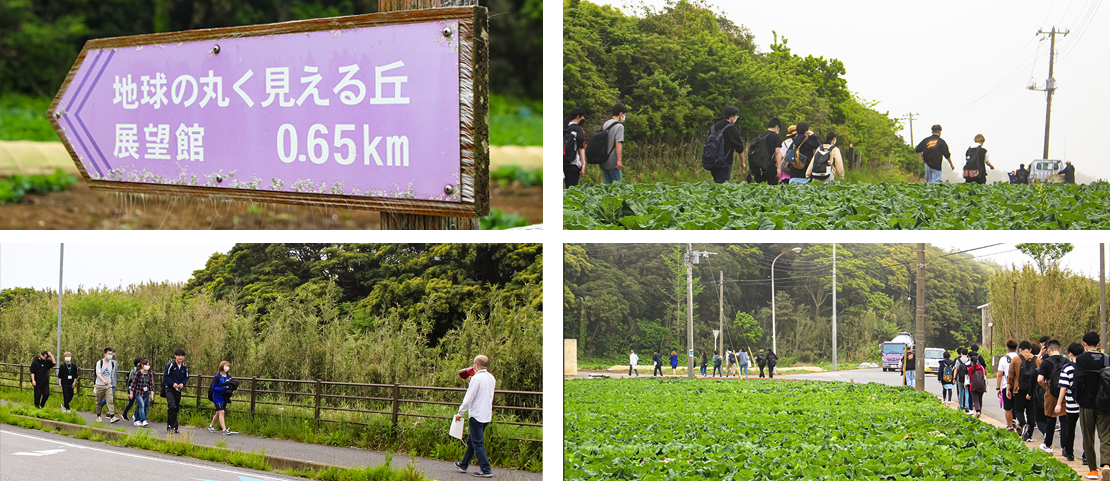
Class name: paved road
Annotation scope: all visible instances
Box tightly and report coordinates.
[1,424,302,481]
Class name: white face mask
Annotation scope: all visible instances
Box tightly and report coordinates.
[142,365,149,371]
[224,365,230,372]
[65,357,71,363]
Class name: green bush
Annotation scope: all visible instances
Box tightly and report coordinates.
[0,94,58,141]
[0,169,78,204]
[489,165,542,188]
[480,208,528,230]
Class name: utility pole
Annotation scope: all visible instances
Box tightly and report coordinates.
[1013,281,1019,340]
[832,243,838,371]
[902,112,920,146]
[687,243,695,379]
[1102,243,1106,353]
[1029,27,1069,159]
[915,243,925,392]
[719,271,724,363]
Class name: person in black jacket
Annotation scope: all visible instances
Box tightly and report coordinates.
[30,350,56,408]
[766,350,779,378]
[787,122,823,181]
[57,352,78,412]
[563,107,587,188]
[163,348,189,434]
[652,350,663,377]
[707,105,746,184]
[756,349,767,378]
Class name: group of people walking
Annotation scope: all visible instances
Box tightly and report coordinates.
[629,348,779,378]
[26,347,238,436]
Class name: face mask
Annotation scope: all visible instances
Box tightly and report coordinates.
[224,365,230,372]
[65,357,71,362]
[107,354,114,360]
[143,365,149,371]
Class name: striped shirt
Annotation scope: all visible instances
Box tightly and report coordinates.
[1057,363,1080,414]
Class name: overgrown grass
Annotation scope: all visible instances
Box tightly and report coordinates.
[489,95,541,146]
[489,165,542,188]
[9,403,87,425]
[0,94,57,142]
[480,208,529,230]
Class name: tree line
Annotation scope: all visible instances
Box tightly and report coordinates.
[562,0,921,175]
[0,243,543,392]
[564,243,998,365]
[0,0,541,100]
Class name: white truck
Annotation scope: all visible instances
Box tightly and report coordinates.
[923,348,945,374]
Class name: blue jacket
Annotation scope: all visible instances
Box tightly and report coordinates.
[164,361,189,390]
[210,373,231,404]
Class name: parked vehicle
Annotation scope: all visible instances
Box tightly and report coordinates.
[881,332,915,372]
[923,348,944,373]
[1029,159,1065,184]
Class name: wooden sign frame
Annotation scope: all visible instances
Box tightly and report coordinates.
[47,7,489,222]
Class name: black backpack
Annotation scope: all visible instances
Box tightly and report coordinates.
[747,131,773,171]
[811,146,832,176]
[728,351,736,364]
[563,127,579,165]
[701,123,731,170]
[1018,354,1038,392]
[584,122,619,165]
[963,147,984,180]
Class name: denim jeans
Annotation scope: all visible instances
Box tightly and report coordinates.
[460,418,491,475]
[957,384,971,410]
[123,396,136,419]
[602,168,622,184]
[739,364,748,376]
[135,394,149,422]
[628,365,638,376]
[925,165,943,183]
[905,370,916,387]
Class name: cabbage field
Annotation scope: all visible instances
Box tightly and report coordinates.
[564,378,1078,480]
[563,182,1110,230]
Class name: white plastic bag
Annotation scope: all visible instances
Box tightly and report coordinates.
[449,415,464,440]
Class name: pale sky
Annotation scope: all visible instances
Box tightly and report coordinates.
[936,242,1106,279]
[0,243,235,291]
[590,0,1109,181]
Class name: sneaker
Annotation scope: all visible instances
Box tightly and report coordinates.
[1086,471,1099,480]
[96,416,102,423]
[1101,466,1110,480]
[141,421,149,427]
[223,428,237,435]
[454,462,468,473]
[174,428,180,434]
[472,473,493,478]
[110,416,120,423]
[122,415,130,422]
[1040,444,1052,453]
[134,421,141,426]
[208,425,216,433]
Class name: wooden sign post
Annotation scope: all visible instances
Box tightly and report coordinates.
[48,2,488,229]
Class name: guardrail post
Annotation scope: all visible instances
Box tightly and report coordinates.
[19,363,24,392]
[195,374,202,408]
[314,379,322,422]
[250,376,257,417]
[391,383,400,428]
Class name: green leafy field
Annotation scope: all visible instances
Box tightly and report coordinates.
[563,182,1110,230]
[564,378,1077,480]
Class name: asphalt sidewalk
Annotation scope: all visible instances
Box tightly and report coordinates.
[0,399,540,481]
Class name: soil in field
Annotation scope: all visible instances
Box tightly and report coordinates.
[0,178,541,230]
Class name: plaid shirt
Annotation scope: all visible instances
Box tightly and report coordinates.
[130,370,153,397]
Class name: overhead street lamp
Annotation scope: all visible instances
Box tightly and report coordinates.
[771,247,802,354]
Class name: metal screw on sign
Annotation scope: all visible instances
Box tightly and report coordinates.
[444,185,455,195]
[443,27,452,37]
[209,44,220,54]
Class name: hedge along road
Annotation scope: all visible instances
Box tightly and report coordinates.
[777,367,1090,475]
[563,182,1110,230]
[0,424,300,481]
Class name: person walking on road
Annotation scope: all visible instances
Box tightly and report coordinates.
[57,352,78,413]
[454,355,496,478]
[903,349,917,387]
[163,348,189,434]
[1009,341,1039,441]
[628,350,640,377]
[652,350,663,377]
[712,353,722,377]
[670,351,679,375]
[30,350,56,409]
[94,347,120,423]
[915,124,954,183]
[129,358,153,427]
[1073,332,1110,480]
[955,348,972,413]
[726,350,737,377]
[121,357,141,422]
[700,351,708,376]
[766,350,778,378]
[969,354,987,417]
[996,339,1019,431]
[938,351,956,406]
[756,349,767,378]
[1056,342,1084,462]
[1038,340,1066,454]
[208,361,238,435]
[738,350,750,378]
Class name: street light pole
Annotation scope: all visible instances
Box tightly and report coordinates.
[771,247,801,354]
[832,243,837,371]
[57,244,64,358]
[687,243,695,379]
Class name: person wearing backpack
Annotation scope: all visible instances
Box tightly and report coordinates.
[712,353,723,377]
[726,350,738,377]
[563,107,588,188]
[1056,342,1085,462]
[806,131,844,182]
[962,134,996,184]
[208,361,238,435]
[756,349,767,378]
[585,103,628,184]
[703,106,746,184]
[121,357,142,422]
[652,350,663,377]
[969,354,988,417]
[1037,340,1067,453]
[955,348,972,413]
[938,351,956,406]
[129,358,153,427]
[786,122,821,182]
[997,339,1020,432]
[778,125,797,185]
[766,350,778,378]
[914,124,954,183]
[1008,341,1040,441]
[746,118,784,185]
[1072,332,1110,479]
[93,347,121,424]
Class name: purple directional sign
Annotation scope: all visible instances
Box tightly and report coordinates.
[48,7,488,218]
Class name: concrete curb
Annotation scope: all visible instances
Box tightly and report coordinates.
[4,413,337,474]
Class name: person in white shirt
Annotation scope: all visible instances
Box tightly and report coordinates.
[996,339,1019,432]
[454,355,496,478]
[628,350,639,377]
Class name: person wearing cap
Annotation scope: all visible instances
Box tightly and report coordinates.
[454,355,496,478]
[30,350,56,408]
[915,124,954,183]
[564,107,588,188]
[706,105,745,184]
[599,103,628,184]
